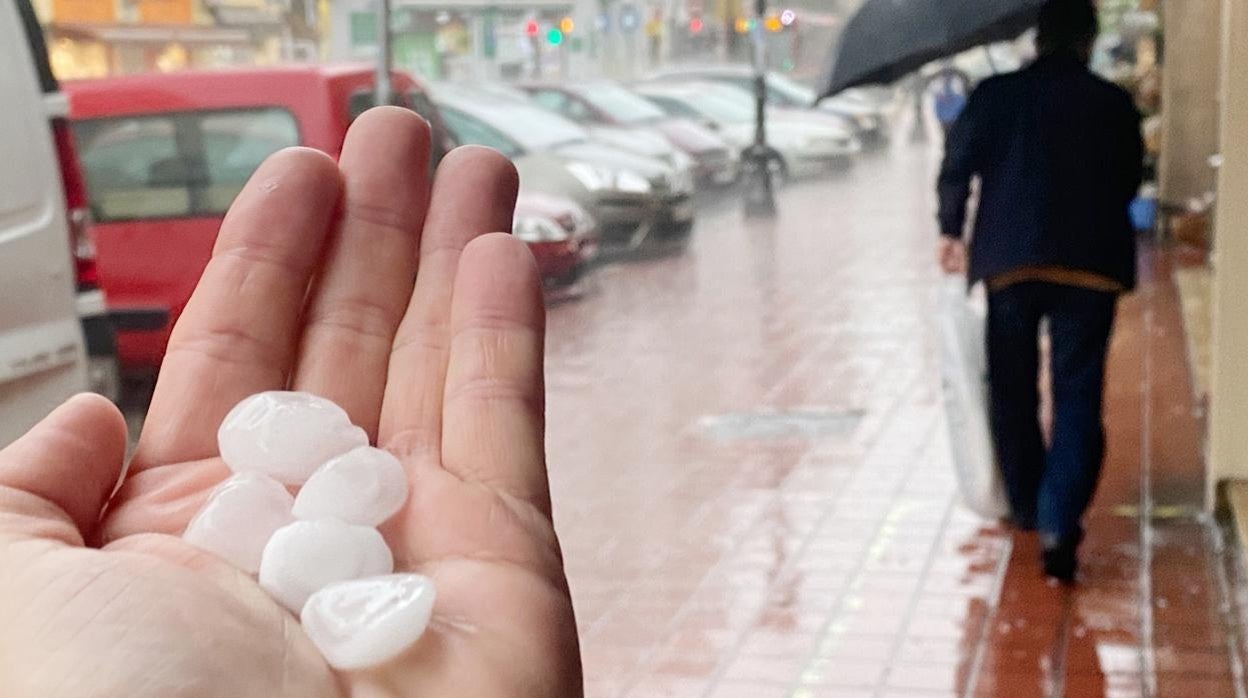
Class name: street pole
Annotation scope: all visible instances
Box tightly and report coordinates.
[743,0,776,217]
[375,0,392,107]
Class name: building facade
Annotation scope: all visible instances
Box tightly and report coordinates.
[34,0,321,79]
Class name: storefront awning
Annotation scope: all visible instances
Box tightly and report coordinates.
[48,22,254,45]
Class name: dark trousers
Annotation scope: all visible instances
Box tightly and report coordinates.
[986,281,1117,541]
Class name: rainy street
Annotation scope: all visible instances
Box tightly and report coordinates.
[546,143,1243,697]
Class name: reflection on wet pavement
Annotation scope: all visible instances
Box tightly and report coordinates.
[544,145,1248,697]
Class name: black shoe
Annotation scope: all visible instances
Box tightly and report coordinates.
[1007,515,1037,532]
[1041,530,1084,584]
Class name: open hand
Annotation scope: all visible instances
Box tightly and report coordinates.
[0,108,581,697]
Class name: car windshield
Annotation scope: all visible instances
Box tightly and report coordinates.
[689,91,755,124]
[457,103,587,151]
[73,107,300,222]
[439,106,524,158]
[577,84,666,125]
[688,70,812,108]
[765,72,817,107]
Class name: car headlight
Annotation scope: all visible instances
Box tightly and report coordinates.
[616,170,652,193]
[566,162,613,192]
[513,216,571,243]
[568,161,653,194]
[668,167,695,194]
[806,135,852,150]
[670,149,695,171]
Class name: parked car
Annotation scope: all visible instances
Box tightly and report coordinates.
[0,0,124,445]
[66,65,452,372]
[635,82,861,179]
[648,65,891,145]
[514,192,599,289]
[434,91,695,252]
[519,81,738,186]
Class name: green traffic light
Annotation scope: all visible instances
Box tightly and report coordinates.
[547,28,563,45]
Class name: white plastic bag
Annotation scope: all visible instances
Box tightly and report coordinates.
[938,276,1010,519]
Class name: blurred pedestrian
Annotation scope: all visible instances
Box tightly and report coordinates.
[935,0,1144,582]
[931,65,971,138]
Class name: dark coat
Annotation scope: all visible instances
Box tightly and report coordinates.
[937,53,1144,289]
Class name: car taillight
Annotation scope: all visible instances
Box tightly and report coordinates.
[51,117,97,291]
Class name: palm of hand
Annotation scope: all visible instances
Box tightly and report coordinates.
[0,109,581,697]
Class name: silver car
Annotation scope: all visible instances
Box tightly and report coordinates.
[636,81,861,179]
[648,65,892,145]
[435,92,696,252]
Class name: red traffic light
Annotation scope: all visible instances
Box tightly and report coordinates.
[689,17,704,33]
[524,19,540,36]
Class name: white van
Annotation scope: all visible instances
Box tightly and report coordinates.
[0,0,99,446]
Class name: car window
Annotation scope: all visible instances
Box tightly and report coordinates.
[74,108,300,222]
[439,107,524,159]
[696,92,756,123]
[706,74,802,108]
[406,90,451,163]
[643,94,701,120]
[348,90,412,122]
[532,90,592,123]
[765,73,818,107]
[530,90,568,113]
[577,84,665,125]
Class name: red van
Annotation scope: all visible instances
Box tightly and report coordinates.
[66,65,453,371]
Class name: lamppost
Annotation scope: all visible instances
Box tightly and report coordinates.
[743,0,776,217]
[375,0,392,106]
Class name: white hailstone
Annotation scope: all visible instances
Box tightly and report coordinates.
[301,574,437,670]
[218,391,369,485]
[259,520,394,613]
[292,446,409,526]
[182,472,294,574]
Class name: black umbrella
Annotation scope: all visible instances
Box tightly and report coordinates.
[818,0,1046,99]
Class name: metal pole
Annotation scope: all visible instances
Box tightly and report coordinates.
[743,0,776,217]
[375,0,392,107]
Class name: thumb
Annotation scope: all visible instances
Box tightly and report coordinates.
[0,394,128,545]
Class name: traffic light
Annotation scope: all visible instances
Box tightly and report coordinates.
[559,16,574,33]
[524,19,539,37]
[764,15,782,32]
[689,16,704,33]
[547,27,564,45]
[733,17,749,34]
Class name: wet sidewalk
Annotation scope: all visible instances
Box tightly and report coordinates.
[543,146,1245,697]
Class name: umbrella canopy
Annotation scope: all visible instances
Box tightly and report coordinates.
[818,0,1047,99]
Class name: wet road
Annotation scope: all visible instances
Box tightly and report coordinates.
[544,144,1247,697]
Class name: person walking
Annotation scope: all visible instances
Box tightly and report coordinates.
[931,65,971,138]
[936,0,1144,582]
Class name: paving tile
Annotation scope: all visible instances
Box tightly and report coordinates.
[705,680,792,698]
[622,676,709,698]
[720,654,810,683]
[883,662,970,692]
[1060,673,1147,698]
[970,672,1048,698]
[796,659,887,689]
[1152,674,1241,698]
